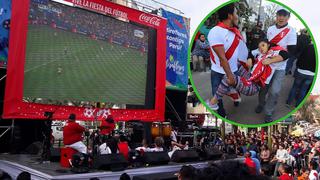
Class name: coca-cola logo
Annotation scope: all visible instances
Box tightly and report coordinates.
[139,13,161,26]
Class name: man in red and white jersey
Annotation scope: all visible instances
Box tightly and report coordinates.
[207,3,247,117]
[255,9,297,123]
[309,160,319,180]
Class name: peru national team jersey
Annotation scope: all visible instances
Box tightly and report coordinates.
[267,25,297,70]
[208,26,242,74]
[251,49,282,85]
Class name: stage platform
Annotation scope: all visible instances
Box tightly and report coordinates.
[0,154,209,180]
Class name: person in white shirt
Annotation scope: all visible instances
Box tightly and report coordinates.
[98,138,112,155]
[170,127,178,143]
[99,142,112,155]
[168,140,189,158]
[135,139,149,152]
[271,143,289,177]
[146,136,164,152]
[207,3,248,117]
[255,9,297,123]
[309,160,319,180]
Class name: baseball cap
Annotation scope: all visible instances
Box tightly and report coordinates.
[277,8,290,16]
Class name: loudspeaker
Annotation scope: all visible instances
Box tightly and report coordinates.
[222,153,238,160]
[50,147,61,162]
[171,150,199,163]
[205,148,223,160]
[93,154,128,171]
[24,141,42,155]
[143,151,170,165]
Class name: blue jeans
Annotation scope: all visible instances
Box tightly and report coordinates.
[211,70,226,117]
[285,57,296,74]
[287,70,314,107]
[274,162,283,176]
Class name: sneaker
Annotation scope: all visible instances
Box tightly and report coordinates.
[206,99,219,110]
[255,105,264,114]
[264,115,273,123]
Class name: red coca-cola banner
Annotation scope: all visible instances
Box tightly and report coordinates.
[2,0,167,122]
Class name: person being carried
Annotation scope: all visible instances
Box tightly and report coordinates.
[207,39,289,110]
[63,114,87,154]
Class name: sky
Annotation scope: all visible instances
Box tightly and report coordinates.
[156,0,320,94]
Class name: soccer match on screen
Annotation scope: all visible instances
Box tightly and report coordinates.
[1,0,320,179]
[24,0,150,106]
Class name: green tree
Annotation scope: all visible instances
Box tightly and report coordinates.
[264,3,278,30]
[295,98,318,124]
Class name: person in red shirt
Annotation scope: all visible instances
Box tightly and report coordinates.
[99,115,115,136]
[244,151,256,175]
[63,114,87,154]
[118,135,130,160]
[278,164,293,180]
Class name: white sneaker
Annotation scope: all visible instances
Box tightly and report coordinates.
[206,99,219,110]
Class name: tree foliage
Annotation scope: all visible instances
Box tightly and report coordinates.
[295,97,320,124]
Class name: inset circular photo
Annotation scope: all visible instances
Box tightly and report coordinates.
[189,0,318,126]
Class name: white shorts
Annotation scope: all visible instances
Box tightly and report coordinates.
[66,141,87,154]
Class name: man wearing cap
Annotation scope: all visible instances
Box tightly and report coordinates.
[255,8,297,123]
[63,114,87,154]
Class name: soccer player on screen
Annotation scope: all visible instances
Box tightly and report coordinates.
[57,64,63,74]
[64,47,68,56]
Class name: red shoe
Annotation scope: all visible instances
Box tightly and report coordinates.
[227,89,241,102]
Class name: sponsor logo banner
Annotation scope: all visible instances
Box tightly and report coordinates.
[161,9,189,90]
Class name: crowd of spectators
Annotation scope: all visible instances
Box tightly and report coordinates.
[28,0,148,50]
[212,129,320,179]
[92,125,320,179]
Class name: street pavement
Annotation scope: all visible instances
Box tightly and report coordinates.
[191,70,296,125]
